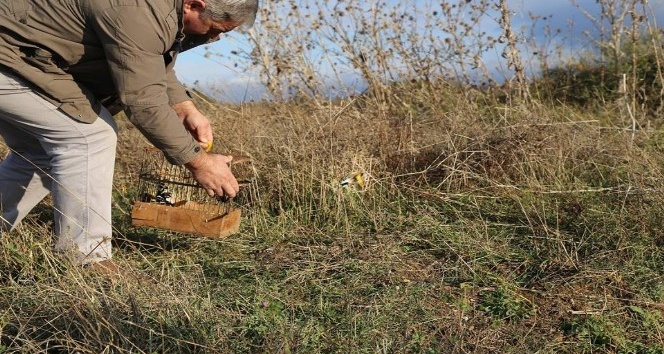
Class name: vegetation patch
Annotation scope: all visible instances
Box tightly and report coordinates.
[1,0,664,352]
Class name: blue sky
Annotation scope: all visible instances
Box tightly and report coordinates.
[175,0,664,102]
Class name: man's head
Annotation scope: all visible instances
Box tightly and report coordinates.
[183,0,259,38]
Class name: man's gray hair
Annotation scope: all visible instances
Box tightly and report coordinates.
[204,0,259,30]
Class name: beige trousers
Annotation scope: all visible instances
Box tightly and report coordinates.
[0,70,118,264]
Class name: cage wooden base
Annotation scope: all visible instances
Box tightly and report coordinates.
[131,201,241,238]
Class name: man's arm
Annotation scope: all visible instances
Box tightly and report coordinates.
[167,68,238,196]
[91,5,200,165]
[172,99,239,197]
[91,4,238,197]
[172,100,213,151]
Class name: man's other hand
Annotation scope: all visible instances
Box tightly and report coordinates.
[173,100,214,151]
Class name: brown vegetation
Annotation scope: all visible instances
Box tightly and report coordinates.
[2,0,664,352]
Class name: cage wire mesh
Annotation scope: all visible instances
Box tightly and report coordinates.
[131,147,257,237]
[135,147,254,216]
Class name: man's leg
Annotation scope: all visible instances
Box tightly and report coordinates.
[0,71,118,264]
[0,119,52,230]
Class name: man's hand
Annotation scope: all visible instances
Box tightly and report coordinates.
[172,100,213,151]
[185,153,239,198]
[174,100,238,197]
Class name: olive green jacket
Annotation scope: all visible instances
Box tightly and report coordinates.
[0,0,215,164]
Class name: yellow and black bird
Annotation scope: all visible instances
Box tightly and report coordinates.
[340,172,365,190]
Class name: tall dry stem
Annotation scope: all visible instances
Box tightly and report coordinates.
[498,0,529,100]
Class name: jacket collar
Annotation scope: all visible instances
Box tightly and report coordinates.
[176,0,184,41]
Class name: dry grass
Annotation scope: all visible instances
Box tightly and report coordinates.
[2,0,664,351]
[1,81,663,353]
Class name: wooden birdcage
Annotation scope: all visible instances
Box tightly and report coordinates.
[131,148,252,238]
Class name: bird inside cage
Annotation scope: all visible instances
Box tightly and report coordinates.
[155,183,174,206]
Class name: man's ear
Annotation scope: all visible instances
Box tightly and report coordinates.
[183,0,207,13]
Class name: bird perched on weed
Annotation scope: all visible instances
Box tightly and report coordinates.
[340,172,365,190]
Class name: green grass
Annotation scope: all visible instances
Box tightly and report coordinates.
[1,84,663,353]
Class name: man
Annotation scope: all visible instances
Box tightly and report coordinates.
[0,0,258,270]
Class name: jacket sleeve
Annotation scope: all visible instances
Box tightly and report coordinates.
[91,5,202,165]
[166,68,192,106]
